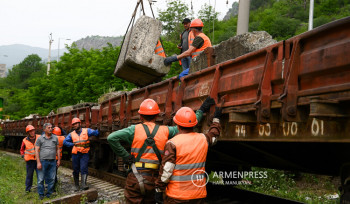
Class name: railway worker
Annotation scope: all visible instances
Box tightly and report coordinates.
[35,123,60,199]
[107,97,215,203]
[63,118,99,191]
[20,125,40,193]
[154,106,222,204]
[164,18,212,78]
[53,127,65,191]
[177,18,194,71]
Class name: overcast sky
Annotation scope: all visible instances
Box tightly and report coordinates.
[0,0,236,49]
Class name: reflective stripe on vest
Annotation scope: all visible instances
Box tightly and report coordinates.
[71,128,90,154]
[191,33,212,59]
[166,133,208,200]
[188,30,195,47]
[131,123,169,165]
[56,135,65,160]
[23,134,40,161]
[154,40,166,57]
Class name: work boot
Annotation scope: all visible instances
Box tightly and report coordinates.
[73,174,80,192]
[81,174,89,190]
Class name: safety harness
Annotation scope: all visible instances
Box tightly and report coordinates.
[131,124,161,195]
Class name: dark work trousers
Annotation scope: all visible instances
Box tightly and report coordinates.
[124,169,158,204]
[165,196,205,204]
[72,152,89,176]
[25,160,38,192]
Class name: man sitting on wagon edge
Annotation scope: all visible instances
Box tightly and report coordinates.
[107,97,215,203]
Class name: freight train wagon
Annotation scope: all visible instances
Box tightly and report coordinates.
[2,16,350,199]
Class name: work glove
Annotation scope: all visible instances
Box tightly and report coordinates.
[21,155,24,159]
[123,154,135,166]
[199,97,216,113]
[154,191,163,204]
[164,55,178,66]
[214,107,223,119]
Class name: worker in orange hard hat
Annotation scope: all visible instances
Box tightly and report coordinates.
[63,117,99,191]
[20,125,41,193]
[155,105,222,203]
[52,127,66,191]
[164,18,212,78]
[107,97,215,203]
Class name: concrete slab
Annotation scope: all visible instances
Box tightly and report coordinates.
[189,31,277,73]
[43,188,98,204]
[115,15,170,87]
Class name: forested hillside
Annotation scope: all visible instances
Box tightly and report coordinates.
[1,0,349,119]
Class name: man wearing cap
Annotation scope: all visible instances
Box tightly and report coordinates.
[20,125,41,193]
[177,18,194,71]
[63,118,99,191]
[164,18,212,78]
[107,97,215,203]
[154,106,222,203]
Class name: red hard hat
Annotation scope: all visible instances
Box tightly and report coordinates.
[26,125,35,132]
[190,19,204,28]
[138,99,160,115]
[72,117,81,125]
[173,107,198,127]
[52,127,61,136]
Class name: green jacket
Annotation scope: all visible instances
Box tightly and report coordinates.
[107,110,203,159]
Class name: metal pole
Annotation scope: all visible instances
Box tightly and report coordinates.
[57,38,70,63]
[237,0,251,35]
[47,33,53,75]
[308,0,314,31]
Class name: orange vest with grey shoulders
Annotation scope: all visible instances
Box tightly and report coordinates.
[166,132,208,200]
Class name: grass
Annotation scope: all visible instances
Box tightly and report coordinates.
[236,167,340,204]
[0,152,64,204]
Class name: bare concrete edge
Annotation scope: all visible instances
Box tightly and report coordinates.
[43,188,98,204]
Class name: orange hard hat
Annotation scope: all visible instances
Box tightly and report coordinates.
[173,107,198,127]
[26,125,35,132]
[138,99,160,115]
[72,117,81,125]
[52,127,61,136]
[190,19,204,28]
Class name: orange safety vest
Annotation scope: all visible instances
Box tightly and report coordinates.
[71,128,90,154]
[154,40,166,57]
[23,134,40,162]
[131,123,169,164]
[56,135,65,160]
[166,132,208,200]
[191,33,212,59]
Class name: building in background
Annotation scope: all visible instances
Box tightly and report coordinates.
[0,64,6,78]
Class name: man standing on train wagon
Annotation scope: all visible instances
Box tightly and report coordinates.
[164,18,212,78]
[107,97,215,203]
[20,125,40,193]
[35,123,60,199]
[53,127,65,191]
[63,118,99,191]
[177,18,194,71]
[154,106,222,204]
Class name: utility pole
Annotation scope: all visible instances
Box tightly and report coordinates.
[237,0,251,35]
[308,0,314,31]
[47,33,54,75]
